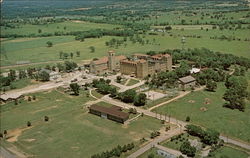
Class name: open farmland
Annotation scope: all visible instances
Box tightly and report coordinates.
[1,29,249,67]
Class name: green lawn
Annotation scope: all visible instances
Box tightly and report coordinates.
[126,79,140,86]
[209,146,249,158]
[0,89,163,158]
[91,89,104,99]
[154,83,250,142]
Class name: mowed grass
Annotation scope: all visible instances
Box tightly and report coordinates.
[126,78,140,86]
[0,90,163,158]
[0,21,121,36]
[1,29,249,67]
[154,83,250,142]
[210,146,249,158]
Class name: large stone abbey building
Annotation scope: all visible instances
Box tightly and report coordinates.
[90,51,172,78]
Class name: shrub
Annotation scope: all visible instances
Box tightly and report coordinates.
[27,121,32,127]
[44,116,49,122]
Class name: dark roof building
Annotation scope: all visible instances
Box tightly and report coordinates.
[179,76,196,84]
[178,75,196,90]
[89,104,129,123]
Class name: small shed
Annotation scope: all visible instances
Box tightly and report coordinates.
[179,76,196,90]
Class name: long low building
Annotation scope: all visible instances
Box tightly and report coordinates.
[89,104,129,124]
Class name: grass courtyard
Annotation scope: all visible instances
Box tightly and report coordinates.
[154,83,250,142]
[0,89,163,158]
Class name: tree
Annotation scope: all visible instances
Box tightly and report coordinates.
[59,51,63,59]
[63,53,69,59]
[57,63,65,72]
[70,83,80,95]
[46,41,53,47]
[186,116,190,122]
[27,121,32,127]
[38,29,42,33]
[3,130,7,136]
[39,71,50,81]
[70,52,73,59]
[148,153,155,158]
[118,89,136,103]
[32,95,36,100]
[223,76,248,111]
[76,51,80,57]
[175,61,190,78]
[8,69,16,81]
[206,80,217,92]
[44,116,49,122]
[18,70,27,79]
[180,141,196,157]
[89,46,95,53]
[64,61,77,72]
[202,129,219,145]
[116,76,122,83]
[134,93,147,106]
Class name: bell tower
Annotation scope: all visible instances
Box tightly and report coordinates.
[108,50,116,71]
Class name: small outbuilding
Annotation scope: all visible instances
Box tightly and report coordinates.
[179,76,196,90]
[89,104,129,124]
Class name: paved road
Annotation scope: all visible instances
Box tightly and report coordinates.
[110,78,145,93]
[220,136,250,150]
[0,147,18,158]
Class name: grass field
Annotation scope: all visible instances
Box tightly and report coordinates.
[211,146,250,158]
[1,21,121,36]
[0,89,163,158]
[154,83,250,142]
[2,29,249,67]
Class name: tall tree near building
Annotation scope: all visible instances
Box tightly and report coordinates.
[70,83,80,95]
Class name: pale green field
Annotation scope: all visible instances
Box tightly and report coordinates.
[1,90,163,158]
[1,31,249,66]
[1,21,121,36]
